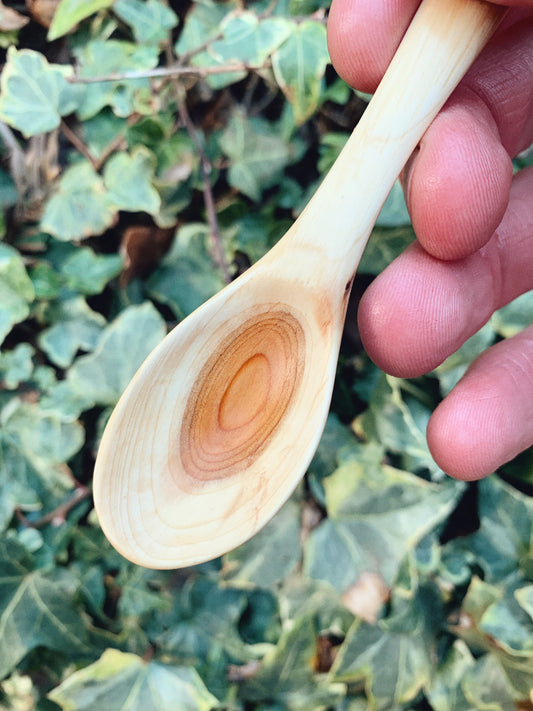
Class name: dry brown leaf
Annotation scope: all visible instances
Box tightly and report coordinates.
[341,571,390,623]
[312,634,340,674]
[26,0,60,28]
[120,224,175,285]
[301,498,323,544]
[0,2,29,31]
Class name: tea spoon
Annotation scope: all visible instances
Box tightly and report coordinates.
[93,0,506,569]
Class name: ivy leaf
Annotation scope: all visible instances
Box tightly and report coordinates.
[60,247,123,295]
[0,391,84,531]
[307,413,361,506]
[355,374,440,477]
[222,500,302,587]
[239,613,346,710]
[151,577,248,664]
[0,47,83,137]
[74,40,159,120]
[174,1,235,62]
[304,453,464,591]
[476,576,533,656]
[202,12,291,89]
[426,640,476,711]
[103,148,161,215]
[272,20,329,124]
[40,240,123,296]
[219,112,294,201]
[41,161,117,241]
[28,261,62,300]
[331,614,433,708]
[81,110,127,159]
[48,0,115,41]
[48,648,219,711]
[0,343,34,389]
[470,476,533,582]
[427,639,528,711]
[0,427,40,531]
[38,383,93,424]
[38,294,106,368]
[147,224,226,320]
[227,206,291,265]
[218,14,291,64]
[462,653,528,710]
[115,567,169,619]
[152,132,198,224]
[66,302,166,408]
[0,538,89,679]
[113,0,178,45]
[149,576,249,698]
[451,576,533,698]
[1,399,84,484]
[0,243,34,345]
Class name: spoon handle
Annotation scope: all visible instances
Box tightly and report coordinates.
[280,0,506,292]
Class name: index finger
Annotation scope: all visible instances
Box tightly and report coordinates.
[327,0,533,93]
[327,0,421,94]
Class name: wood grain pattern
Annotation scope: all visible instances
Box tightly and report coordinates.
[93,0,507,569]
[180,311,305,480]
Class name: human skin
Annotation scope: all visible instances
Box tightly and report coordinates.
[327,0,533,480]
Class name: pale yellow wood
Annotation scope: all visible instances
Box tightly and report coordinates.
[93,0,506,569]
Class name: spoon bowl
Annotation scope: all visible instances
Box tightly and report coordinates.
[94,0,506,569]
[94,243,346,567]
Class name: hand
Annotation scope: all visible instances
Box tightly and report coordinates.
[327,0,533,480]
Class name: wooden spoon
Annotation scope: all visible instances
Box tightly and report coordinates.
[93,0,506,569]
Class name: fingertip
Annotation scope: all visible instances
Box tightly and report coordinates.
[357,245,486,378]
[404,91,513,261]
[327,0,419,93]
[427,388,501,481]
[427,330,533,481]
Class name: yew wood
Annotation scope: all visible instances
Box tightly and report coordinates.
[93,0,506,569]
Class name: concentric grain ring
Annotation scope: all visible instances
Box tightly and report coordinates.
[180,310,305,481]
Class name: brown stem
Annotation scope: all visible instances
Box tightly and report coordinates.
[67,61,268,85]
[163,40,232,284]
[62,113,144,172]
[60,120,98,169]
[93,130,128,172]
[16,485,91,529]
[176,28,224,65]
[177,98,232,284]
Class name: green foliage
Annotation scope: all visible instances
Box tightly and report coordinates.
[48,649,218,711]
[47,0,115,41]
[41,161,116,241]
[0,1,532,709]
[219,112,299,200]
[304,453,464,590]
[0,243,34,344]
[272,20,330,123]
[0,48,83,137]
[0,539,90,679]
[113,0,178,46]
